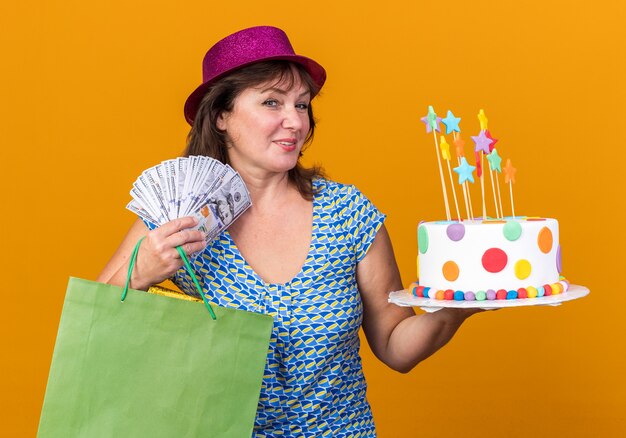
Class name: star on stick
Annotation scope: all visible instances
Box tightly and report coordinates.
[471,130,493,154]
[485,130,498,152]
[453,135,465,158]
[440,136,461,220]
[453,157,476,184]
[503,158,517,218]
[503,158,517,183]
[421,105,442,133]
[440,136,452,161]
[487,148,502,172]
[477,109,488,131]
[441,110,461,134]
[425,106,451,220]
[420,116,441,133]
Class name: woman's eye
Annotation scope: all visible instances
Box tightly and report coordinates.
[296,103,309,111]
[263,99,279,107]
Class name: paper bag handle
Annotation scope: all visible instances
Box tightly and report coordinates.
[121,237,217,320]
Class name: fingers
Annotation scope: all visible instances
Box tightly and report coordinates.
[167,228,206,249]
[175,241,207,258]
[156,217,200,237]
[130,217,208,288]
[157,217,207,256]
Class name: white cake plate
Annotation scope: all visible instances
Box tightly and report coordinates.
[388,284,590,313]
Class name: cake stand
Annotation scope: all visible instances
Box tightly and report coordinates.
[388,284,590,313]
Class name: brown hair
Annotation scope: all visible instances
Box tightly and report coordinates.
[184,61,324,200]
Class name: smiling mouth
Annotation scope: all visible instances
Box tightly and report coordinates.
[274,140,297,151]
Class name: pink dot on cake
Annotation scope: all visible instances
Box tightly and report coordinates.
[482,248,508,273]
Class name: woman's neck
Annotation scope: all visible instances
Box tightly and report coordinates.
[234,165,296,210]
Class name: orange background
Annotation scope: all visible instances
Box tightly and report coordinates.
[1,0,625,436]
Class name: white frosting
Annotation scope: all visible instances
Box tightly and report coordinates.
[418,219,560,292]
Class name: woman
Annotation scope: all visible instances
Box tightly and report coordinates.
[98,26,480,436]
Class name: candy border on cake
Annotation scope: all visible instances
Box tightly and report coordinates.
[408,277,570,301]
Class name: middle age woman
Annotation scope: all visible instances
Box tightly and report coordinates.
[98,26,481,436]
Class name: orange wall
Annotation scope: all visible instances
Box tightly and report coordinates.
[1,0,624,436]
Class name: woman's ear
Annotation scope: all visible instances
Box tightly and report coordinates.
[216,112,227,131]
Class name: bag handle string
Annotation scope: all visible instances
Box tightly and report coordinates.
[121,237,217,320]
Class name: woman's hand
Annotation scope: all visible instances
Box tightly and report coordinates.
[97,217,206,290]
[356,225,486,373]
[132,217,207,290]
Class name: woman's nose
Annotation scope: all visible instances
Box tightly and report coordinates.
[281,107,304,131]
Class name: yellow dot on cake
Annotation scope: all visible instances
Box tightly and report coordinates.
[514,259,532,280]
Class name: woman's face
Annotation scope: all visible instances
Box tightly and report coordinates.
[217,72,311,175]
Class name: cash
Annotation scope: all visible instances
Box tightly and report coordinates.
[127,156,252,243]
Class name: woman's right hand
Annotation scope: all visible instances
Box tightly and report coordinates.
[131,217,207,290]
[97,217,207,290]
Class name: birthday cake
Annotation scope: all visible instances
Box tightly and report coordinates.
[410,107,569,302]
[413,218,568,301]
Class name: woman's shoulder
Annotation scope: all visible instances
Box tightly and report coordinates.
[313,178,375,215]
[313,177,363,199]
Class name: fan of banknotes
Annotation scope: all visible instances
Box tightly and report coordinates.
[127,156,252,243]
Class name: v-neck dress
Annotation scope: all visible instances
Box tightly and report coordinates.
[171,178,385,437]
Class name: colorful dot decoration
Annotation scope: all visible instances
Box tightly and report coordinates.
[419,219,564,300]
[482,248,508,273]
[514,259,532,280]
[442,261,460,281]
[538,227,553,254]
[409,278,570,301]
[503,221,522,241]
[429,219,561,279]
[446,223,465,241]
[418,226,428,254]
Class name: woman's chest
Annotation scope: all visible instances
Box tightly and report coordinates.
[228,203,314,285]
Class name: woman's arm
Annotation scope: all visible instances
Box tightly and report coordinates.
[357,225,480,373]
[97,217,206,290]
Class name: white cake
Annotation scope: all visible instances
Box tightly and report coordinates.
[414,218,568,301]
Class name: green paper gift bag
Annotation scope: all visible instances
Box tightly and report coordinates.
[38,241,273,437]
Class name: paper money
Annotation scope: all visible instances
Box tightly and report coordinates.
[127,156,252,243]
